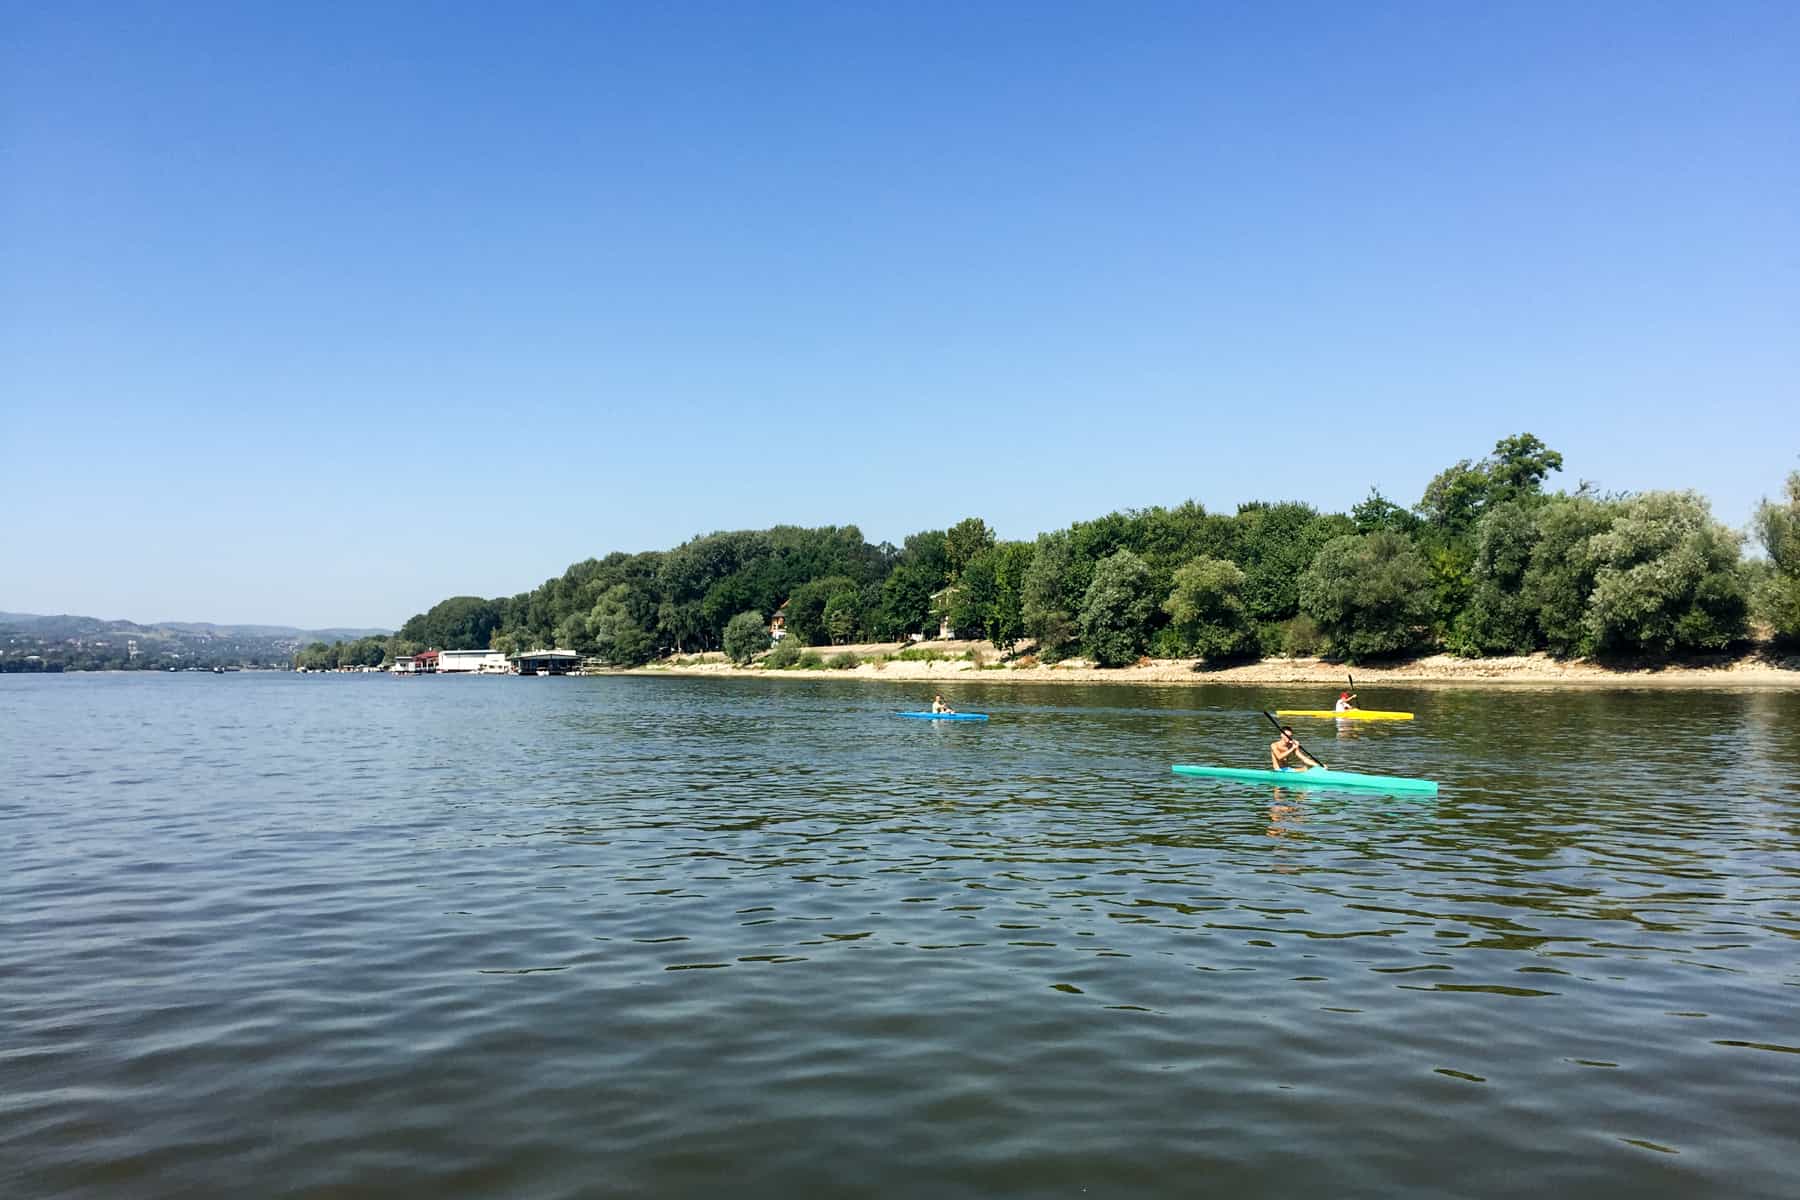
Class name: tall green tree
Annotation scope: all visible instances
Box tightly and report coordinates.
[985,542,1035,652]
[785,575,860,645]
[1450,500,1541,656]
[823,592,863,644]
[1583,491,1748,656]
[556,613,592,654]
[1078,549,1156,667]
[1163,556,1256,660]
[945,542,1032,645]
[1488,433,1566,498]
[1416,433,1564,536]
[1352,488,1421,535]
[947,551,998,641]
[1298,532,1434,661]
[586,585,656,665]
[878,562,938,639]
[945,517,996,580]
[1022,531,1080,658]
[722,611,768,664]
[1231,502,1355,625]
[1413,434,1565,634]
[656,599,707,654]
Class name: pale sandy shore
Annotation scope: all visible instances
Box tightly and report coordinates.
[615,640,1800,690]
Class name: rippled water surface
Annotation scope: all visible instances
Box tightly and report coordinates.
[4,672,1798,1198]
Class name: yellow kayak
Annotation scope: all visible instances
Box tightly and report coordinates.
[1275,709,1414,722]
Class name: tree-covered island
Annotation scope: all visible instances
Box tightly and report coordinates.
[303,434,1800,673]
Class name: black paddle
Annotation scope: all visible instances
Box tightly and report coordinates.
[1262,710,1326,770]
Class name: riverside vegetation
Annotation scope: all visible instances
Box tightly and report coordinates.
[303,434,1800,672]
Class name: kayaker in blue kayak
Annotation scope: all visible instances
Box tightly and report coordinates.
[930,693,956,714]
[1270,725,1322,772]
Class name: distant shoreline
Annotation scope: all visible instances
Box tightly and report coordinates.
[615,643,1800,690]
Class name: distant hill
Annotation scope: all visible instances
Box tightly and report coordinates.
[0,612,389,642]
[156,621,392,641]
[0,611,392,671]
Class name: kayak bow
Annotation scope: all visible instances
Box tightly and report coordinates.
[1275,709,1413,722]
[1171,764,1438,795]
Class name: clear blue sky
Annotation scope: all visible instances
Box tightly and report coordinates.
[4,2,1795,629]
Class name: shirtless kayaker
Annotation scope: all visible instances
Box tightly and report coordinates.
[930,694,955,714]
[1270,725,1321,772]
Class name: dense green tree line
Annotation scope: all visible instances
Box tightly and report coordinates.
[294,635,394,670]
[376,435,1796,669]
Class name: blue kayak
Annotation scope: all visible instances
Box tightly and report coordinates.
[1172,763,1437,795]
[896,711,988,722]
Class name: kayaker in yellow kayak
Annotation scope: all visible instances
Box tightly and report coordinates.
[1270,725,1322,772]
[1334,690,1358,713]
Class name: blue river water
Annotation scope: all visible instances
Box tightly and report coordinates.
[2,672,1796,1198]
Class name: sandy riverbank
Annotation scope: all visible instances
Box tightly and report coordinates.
[617,640,1800,689]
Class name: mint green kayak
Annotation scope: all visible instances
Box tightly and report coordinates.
[1172,764,1438,795]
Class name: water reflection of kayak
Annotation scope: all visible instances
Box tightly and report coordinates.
[1275,709,1413,722]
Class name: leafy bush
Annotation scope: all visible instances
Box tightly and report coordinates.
[1079,549,1156,667]
[1582,491,1748,656]
[1754,572,1800,647]
[1255,616,1324,657]
[1278,614,1324,656]
[1298,532,1433,661]
[828,651,860,669]
[1521,495,1616,657]
[797,650,826,669]
[1149,626,1186,658]
[1162,556,1256,660]
[722,610,768,665]
[897,646,947,662]
[765,637,804,669]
